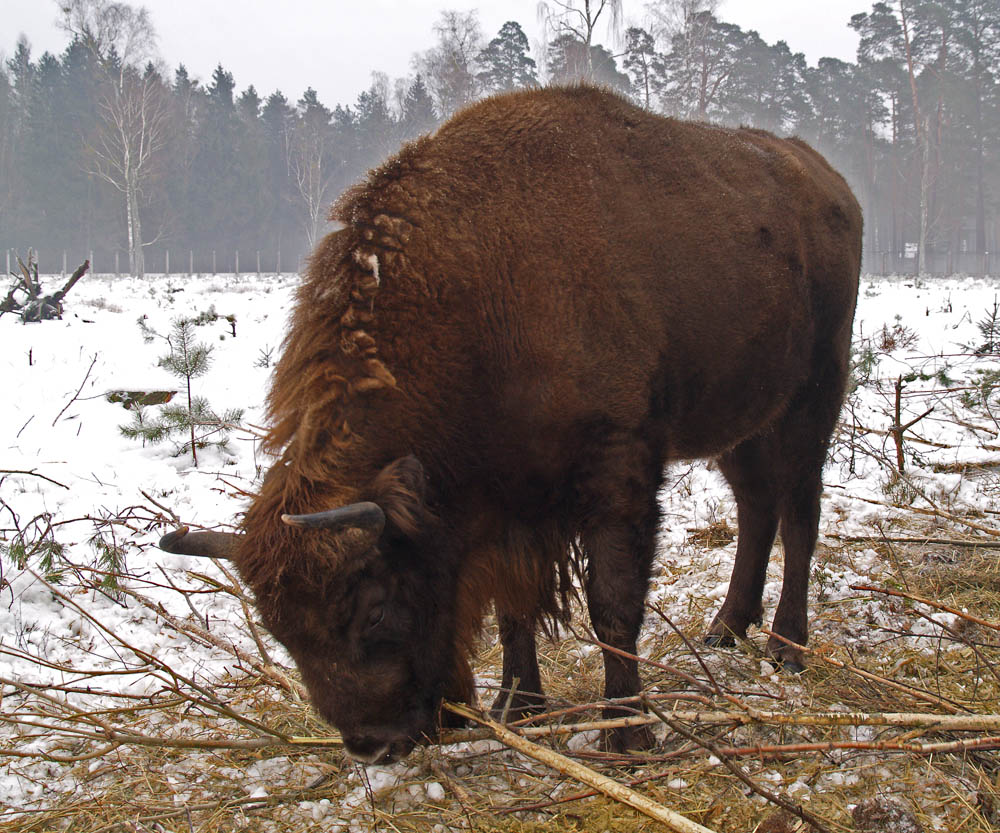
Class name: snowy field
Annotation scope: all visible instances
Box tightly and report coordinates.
[2,270,1000,832]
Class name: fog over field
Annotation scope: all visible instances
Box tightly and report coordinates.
[1,0,998,279]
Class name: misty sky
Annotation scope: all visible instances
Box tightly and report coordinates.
[6,0,862,108]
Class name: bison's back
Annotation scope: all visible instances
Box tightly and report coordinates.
[318,86,860,494]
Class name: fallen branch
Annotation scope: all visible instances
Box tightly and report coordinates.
[446,708,1000,744]
[444,701,718,833]
[759,629,966,713]
[117,584,308,701]
[498,765,686,815]
[643,696,835,833]
[838,492,1000,537]
[711,736,1000,758]
[829,534,1000,548]
[852,584,1000,633]
[508,691,714,726]
[0,468,70,489]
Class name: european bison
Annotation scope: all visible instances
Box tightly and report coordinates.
[160,86,862,763]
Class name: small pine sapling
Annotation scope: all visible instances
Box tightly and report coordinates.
[119,404,167,447]
[120,317,244,466]
[971,298,1000,355]
[0,513,65,582]
[255,345,275,368]
[90,531,127,595]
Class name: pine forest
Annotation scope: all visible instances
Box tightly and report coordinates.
[2,0,1000,277]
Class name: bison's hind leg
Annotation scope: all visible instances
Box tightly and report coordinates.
[710,351,849,672]
[490,606,546,722]
[706,436,780,648]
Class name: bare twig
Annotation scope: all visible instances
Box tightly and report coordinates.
[839,492,1000,537]
[643,696,835,833]
[830,534,1000,548]
[760,629,966,713]
[852,584,1000,633]
[444,701,718,833]
[0,469,70,489]
[52,353,99,426]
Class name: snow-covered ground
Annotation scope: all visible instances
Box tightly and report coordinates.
[2,270,1000,827]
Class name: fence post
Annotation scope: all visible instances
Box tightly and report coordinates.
[165,250,170,276]
[212,250,216,274]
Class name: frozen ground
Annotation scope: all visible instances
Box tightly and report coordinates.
[2,270,1000,830]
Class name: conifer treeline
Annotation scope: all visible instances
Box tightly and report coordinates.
[1,1,999,276]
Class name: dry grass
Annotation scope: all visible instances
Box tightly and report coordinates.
[7,362,1000,833]
[2,515,999,833]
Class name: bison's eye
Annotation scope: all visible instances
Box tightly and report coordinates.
[367,605,385,630]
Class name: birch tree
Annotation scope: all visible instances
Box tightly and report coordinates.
[58,0,165,276]
[289,88,336,249]
[90,66,169,276]
[538,0,624,80]
[415,11,484,117]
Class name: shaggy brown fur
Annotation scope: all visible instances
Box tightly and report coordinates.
[231,85,861,762]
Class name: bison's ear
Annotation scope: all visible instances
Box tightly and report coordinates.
[370,455,427,540]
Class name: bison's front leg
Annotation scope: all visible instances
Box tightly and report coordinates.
[582,507,658,753]
[490,606,545,721]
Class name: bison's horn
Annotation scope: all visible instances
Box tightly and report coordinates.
[281,501,386,534]
[159,526,239,559]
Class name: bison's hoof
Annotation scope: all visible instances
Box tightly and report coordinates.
[603,723,656,755]
[766,639,807,674]
[704,631,737,648]
[704,617,746,647]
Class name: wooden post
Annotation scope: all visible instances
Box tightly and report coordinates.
[165,249,170,276]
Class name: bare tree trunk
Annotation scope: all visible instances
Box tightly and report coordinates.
[125,175,136,276]
[974,59,987,257]
[131,184,144,277]
[918,114,931,275]
[899,0,929,275]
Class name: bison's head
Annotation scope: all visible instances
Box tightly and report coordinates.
[160,456,471,765]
